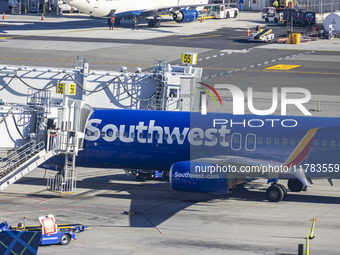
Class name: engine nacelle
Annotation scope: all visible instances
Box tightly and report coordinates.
[170,161,231,194]
[173,9,199,23]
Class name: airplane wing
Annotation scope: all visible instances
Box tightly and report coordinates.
[191,155,310,187]
[190,127,321,187]
[118,3,235,18]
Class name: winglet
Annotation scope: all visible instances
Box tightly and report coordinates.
[284,128,320,187]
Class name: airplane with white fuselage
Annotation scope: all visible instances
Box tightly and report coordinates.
[47,108,340,202]
[63,0,238,27]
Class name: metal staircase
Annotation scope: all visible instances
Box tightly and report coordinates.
[46,132,78,193]
[0,141,55,191]
[146,60,169,110]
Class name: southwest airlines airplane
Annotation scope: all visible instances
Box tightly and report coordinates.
[63,109,340,202]
[63,0,232,27]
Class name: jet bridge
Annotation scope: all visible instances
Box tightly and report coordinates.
[0,56,202,193]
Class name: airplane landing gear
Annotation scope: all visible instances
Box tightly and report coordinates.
[114,18,121,27]
[288,178,305,192]
[148,18,161,28]
[265,183,287,202]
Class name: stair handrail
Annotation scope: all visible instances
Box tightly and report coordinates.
[0,141,45,175]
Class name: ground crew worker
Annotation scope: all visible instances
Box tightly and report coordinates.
[111,16,115,28]
[108,17,114,30]
[272,0,279,8]
[132,17,138,30]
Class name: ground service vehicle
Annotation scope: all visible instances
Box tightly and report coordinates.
[0,215,89,246]
[262,7,283,23]
[208,5,239,19]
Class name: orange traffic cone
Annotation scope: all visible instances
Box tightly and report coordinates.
[247,28,250,36]
[2,12,5,20]
[41,13,44,20]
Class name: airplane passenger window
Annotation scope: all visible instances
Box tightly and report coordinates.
[116,132,120,137]
[180,135,184,140]
[322,140,327,147]
[87,130,91,136]
[123,132,128,137]
[155,134,160,140]
[234,136,239,143]
[172,134,177,140]
[331,141,336,147]
[274,138,279,145]
[164,134,169,139]
[247,136,254,144]
[266,138,271,144]
[147,134,152,139]
[257,137,262,144]
[107,131,113,137]
[139,133,144,139]
[314,139,319,147]
[290,139,295,146]
[131,132,135,138]
[282,138,288,145]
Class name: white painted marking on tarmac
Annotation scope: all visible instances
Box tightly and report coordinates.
[220,53,225,56]
[257,63,262,66]
[249,65,255,68]
[271,59,276,62]
[242,67,248,70]
[198,58,203,61]
[278,57,283,60]
[264,61,269,64]
[220,49,251,53]
[205,57,211,60]
[213,55,218,58]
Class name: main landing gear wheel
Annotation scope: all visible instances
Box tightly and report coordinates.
[114,18,121,26]
[266,185,285,202]
[288,178,305,192]
[276,183,287,200]
[148,19,161,28]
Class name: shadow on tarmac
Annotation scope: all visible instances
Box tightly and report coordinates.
[15,173,340,228]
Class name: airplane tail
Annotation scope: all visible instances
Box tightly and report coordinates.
[283,127,320,187]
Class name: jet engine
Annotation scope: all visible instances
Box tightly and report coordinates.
[169,161,241,193]
[173,9,199,23]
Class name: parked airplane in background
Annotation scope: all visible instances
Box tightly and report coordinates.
[63,0,238,27]
[59,109,340,202]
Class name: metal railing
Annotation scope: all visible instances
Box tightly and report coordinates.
[0,140,45,177]
[47,172,77,193]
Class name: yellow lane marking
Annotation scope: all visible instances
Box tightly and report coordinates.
[203,67,340,76]
[265,64,302,70]
[0,28,109,40]
[180,34,222,40]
